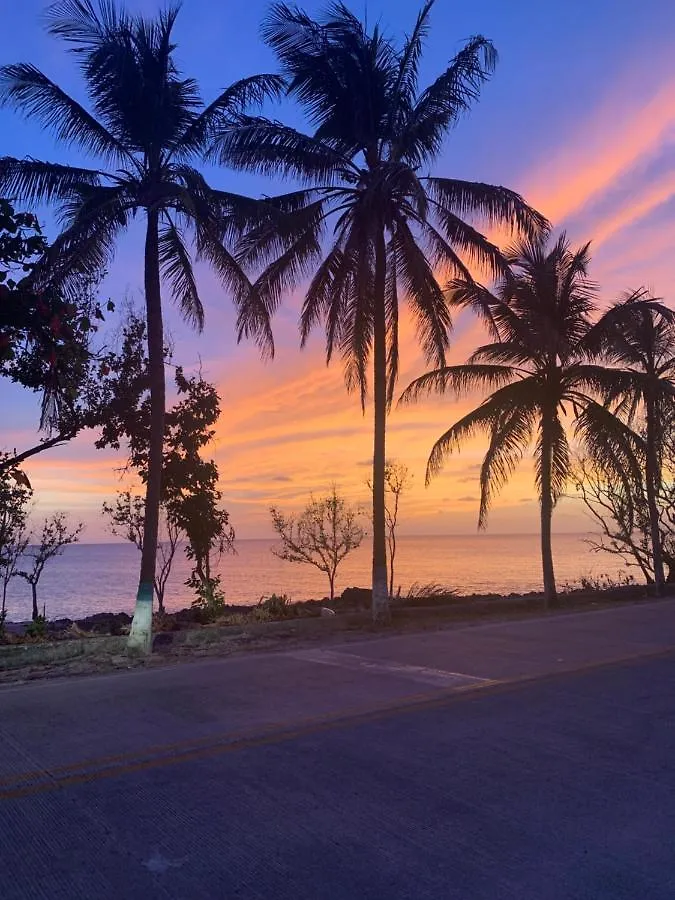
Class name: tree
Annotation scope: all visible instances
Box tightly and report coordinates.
[102,491,179,614]
[572,409,675,586]
[0,199,112,466]
[19,513,83,621]
[594,300,675,595]
[162,371,235,617]
[368,461,411,598]
[0,1,281,652]
[98,314,235,616]
[401,235,644,607]
[271,488,364,602]
[0,459,32,629]
[211,1,546,623]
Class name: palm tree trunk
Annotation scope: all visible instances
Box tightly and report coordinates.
[127,207,165,654]
[645,395,665,595]
[540,413,558,609]
[372,226,389,624]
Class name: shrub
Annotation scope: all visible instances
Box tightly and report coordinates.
[190,576,227,623]
[25,615,47,640]
[256,593,294,620]
[405,582,458,603]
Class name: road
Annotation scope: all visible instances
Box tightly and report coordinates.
[1,600,675,898]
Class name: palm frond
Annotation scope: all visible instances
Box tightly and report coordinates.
[534,412,569,506]
[209,116,353,183]
[0,157,102,205]
[253,220,324,326]
[170,74,286,159]
[33,183,130,295]
[299,241,350,350]
[478,401,537,527]
[429,200,510,280]
[385,238,400,408]
[158,217,203,330]
[574,398,645,494]
[388,0,434,121]
[44,0,124,47]
[0,63,130,163]
[391,216,450,367]
[400,363,517,405]
[395,36,497,166]
[427,177,548,241]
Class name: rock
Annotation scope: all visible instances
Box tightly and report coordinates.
[339,587,372,609]
[320,607,336,617]
[75,612,132,635]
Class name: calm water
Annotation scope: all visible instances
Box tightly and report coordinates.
[3,534,634,622]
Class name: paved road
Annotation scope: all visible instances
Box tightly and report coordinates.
[1,601,675,898]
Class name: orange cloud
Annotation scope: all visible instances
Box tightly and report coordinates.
[526,76,675,224]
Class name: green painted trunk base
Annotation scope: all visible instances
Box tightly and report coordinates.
[127,582,153,655]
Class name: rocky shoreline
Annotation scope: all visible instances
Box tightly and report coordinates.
[1,582,652,644]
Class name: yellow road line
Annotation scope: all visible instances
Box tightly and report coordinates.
[1,645,674,802]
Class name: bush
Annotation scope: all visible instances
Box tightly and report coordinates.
[579,573,635,591]
[25,615,47,640]
[190,576,227,623]
[256,593,294,620]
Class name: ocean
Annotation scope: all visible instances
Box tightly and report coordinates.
[2,533,635,622]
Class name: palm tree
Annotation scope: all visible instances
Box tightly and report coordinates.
[401,234,643,607]
[210,1,547,621]
[597,299,675,595]
[0,1,282,651]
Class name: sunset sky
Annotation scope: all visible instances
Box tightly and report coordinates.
[2,0,674,541]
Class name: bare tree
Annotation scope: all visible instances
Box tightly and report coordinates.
[571,432,675,585]
[270,488,364,602]
[102,491,179,615]
[369,462,411,598]
[19,513,83,621]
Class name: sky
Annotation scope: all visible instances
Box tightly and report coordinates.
[1,0,675,541]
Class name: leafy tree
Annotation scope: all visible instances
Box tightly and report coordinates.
[0,1,281,652]
[271,487,364,602]
[212,1,546,621]
[0,459,32,631]
[162,371,235,618]
[0,199,111,464]
[19,512,83,621]
[102,491,179,614]
[401,235,644,607]
[593,300,675,594]
[98,312,235,617]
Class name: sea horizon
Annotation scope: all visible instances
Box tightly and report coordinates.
[4,532,634,623]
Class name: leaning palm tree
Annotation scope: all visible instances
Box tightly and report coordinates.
[0,1,282,651]
[210,1,547,621]
[597,299,675,595]
[401,234,643,607]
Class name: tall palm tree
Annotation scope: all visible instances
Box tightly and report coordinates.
[210,1,547,621]
[0,0,282,651]
[401,234,643,607]
[598,299,675,595]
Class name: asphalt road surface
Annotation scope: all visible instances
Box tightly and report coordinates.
[1,602,674,899]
